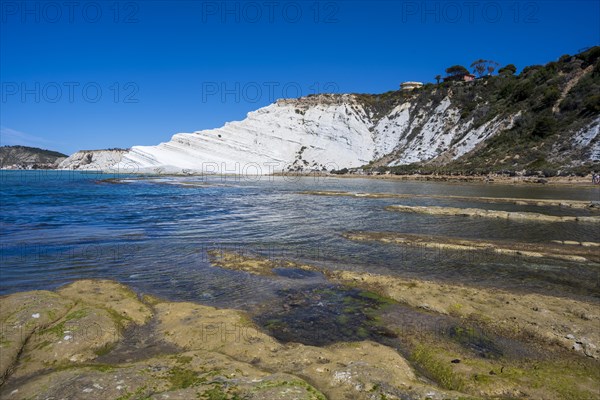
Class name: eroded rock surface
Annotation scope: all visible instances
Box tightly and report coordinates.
[0,280,459,400]
[323,269,600,359]
[302,190,600,210]
[386,204,600,223]
[207,250,600,360]
[2,263,598,400]
[0,291,73,384]
[203,250,600,399]
[343,231,600,263]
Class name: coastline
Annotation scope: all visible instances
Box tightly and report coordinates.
[3,247,599,399]
[2,269,599,399]
[0,280,459,400]
[277,172,600,187]
[4,168,599,187]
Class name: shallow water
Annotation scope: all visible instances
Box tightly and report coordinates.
[1,171,599,307]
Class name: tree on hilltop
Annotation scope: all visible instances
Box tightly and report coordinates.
[498,64,517,76]
[471,59,488,77]
[445,65,469,78]
[487,60,500,75]
[471,59,500,77]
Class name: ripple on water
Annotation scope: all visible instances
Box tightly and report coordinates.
[1,172,599,302]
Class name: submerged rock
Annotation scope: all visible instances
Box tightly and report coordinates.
[343,231,600,263]
[205,250,600,361]
[386,204,600,223]
[302,190,600,210]
[322,269,600,360]
[2,251,599,400]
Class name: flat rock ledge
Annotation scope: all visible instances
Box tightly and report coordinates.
[205,251,600,399]
[342,231,600,263]
[0,280,459,400]
[301,191,600,211]
[386,205,600,223]
[207,250,600,361]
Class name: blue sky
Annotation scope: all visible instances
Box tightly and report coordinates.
[1,0,599,154]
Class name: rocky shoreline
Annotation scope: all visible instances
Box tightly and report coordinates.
[209,251,600,397]
[301,190,600,210]
[284,172,600,187]
[1,253,599,399]
[0,280,459,400]
[385,205,600,223]
[342,231,600,263]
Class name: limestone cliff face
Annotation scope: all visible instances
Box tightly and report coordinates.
[58,149,128,171]
[57,92,598,174]
[110,94,525,174]
[112,91,596,174]
[118,94,377,174]
[63,47,600,174]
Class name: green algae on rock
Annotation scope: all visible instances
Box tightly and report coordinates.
[322,269,600,360]
[2,276,598,399]
[204,250,600,398]
[0,290,74,385]
[207,249,317,277]
[0,280,461,400]
[206,249,600,361]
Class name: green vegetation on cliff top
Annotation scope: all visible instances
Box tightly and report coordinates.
[354,46,600,175]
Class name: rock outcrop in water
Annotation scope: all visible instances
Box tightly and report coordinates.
[207,251,600,360]
[385,205,600,223]
[205,251,600,399]
[301,190,600,210]
[342,231,600,263]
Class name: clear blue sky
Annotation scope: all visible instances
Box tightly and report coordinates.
[1,0,599,154]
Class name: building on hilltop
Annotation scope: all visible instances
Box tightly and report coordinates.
[400,81,424,91]
[443,73,476,83]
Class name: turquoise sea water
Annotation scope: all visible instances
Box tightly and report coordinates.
[1,170,599,308]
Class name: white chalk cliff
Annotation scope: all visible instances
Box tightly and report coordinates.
[118,95,375,174]
[58,149,128,171]
[110,93,523,174]
[60,92,599,174]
